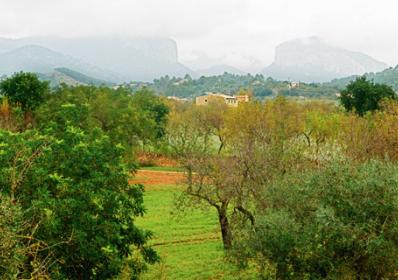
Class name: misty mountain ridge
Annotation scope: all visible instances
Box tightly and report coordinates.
[263,37,388,83]
[327,65,398,91]
[37,67,115,87]
[0,36,195,82]
[0,44,120,82]
[0,35,391,84]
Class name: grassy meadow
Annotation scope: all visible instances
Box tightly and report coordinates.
[136,174,252,279]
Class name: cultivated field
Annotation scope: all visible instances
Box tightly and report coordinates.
[134,169,252,280]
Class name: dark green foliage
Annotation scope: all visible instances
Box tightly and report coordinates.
[236,161,398,279]
[37,85,169,156]
[130,88,169,138]
[340,76,397,115]
[0,72,49,112]
[252,86,273,97]
[0,128,158,279]
[0,196,25,278]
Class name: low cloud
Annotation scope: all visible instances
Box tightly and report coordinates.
[1,0,398,70]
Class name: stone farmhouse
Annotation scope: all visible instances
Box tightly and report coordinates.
[195,92,249,107]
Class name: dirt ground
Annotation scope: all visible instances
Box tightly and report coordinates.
[130,170,185,186]
[136,152,178,167]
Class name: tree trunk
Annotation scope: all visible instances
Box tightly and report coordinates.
[24,110,33,128]
[218,203,232,250]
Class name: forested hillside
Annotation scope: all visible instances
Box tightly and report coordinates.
[328,65,398,90]
[37,67,115,87]
[143,73,340,99]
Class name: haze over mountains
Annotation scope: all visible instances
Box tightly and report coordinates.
[263,37,388,83]
[0,36,194,82]
[0,36,391,84]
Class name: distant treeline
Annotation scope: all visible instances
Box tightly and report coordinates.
[123,65,398,100]
[126,73,339,100]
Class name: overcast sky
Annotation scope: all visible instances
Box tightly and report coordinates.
[1,0,398,71]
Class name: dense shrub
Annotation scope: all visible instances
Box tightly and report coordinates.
[0,128,157,279]
[0,195,25,278]
[236,161,398,279]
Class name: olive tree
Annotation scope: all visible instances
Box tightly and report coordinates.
[236,160,398,279]
[167,98,307,250]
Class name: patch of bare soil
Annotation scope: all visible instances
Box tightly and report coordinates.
[136,152,178,167]
[130,170,185,186]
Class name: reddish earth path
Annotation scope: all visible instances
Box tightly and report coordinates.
[130,170,185,186]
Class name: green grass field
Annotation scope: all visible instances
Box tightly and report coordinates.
[136,182,251,279]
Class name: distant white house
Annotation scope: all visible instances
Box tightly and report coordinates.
[288,81,300,89]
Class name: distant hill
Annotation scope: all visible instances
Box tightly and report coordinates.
[327,65,398,90]
[0,36,195,82]
[263,37,388,83]
[0,45,120,82]
[196,64,246,77]
[37,67,114,87]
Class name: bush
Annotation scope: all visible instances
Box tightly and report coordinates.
[236,161,398,279]
[0,127,157,279]
[0,195,25,278]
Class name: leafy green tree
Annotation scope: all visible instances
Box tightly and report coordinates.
[0,72,49,126]
[236,161,398,279]
[0,127,157,279]
[37,85,169,157]
[340,76,397,115]
[131,88,170,139]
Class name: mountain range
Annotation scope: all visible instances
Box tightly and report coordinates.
[263,37,388,83]
[0,36,391,84]
[0,36,194,82]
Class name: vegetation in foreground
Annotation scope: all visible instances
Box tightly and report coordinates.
[132,173,254,280]
[165,76,398,278]
[0,73,164,279]
[2,72,398,279]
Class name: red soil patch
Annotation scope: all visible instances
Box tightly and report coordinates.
[130,170,185,186]
[136,152,178,167]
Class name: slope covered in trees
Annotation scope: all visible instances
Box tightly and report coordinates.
[144,73,339,100]
[328,65,398,91]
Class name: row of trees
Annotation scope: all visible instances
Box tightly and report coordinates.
[0,72,169,279]
[166,77,398,279]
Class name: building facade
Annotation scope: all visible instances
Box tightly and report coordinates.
[195,92,249,107]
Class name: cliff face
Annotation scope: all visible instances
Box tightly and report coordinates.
[0,36,194,82]
[263,37,388,83]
